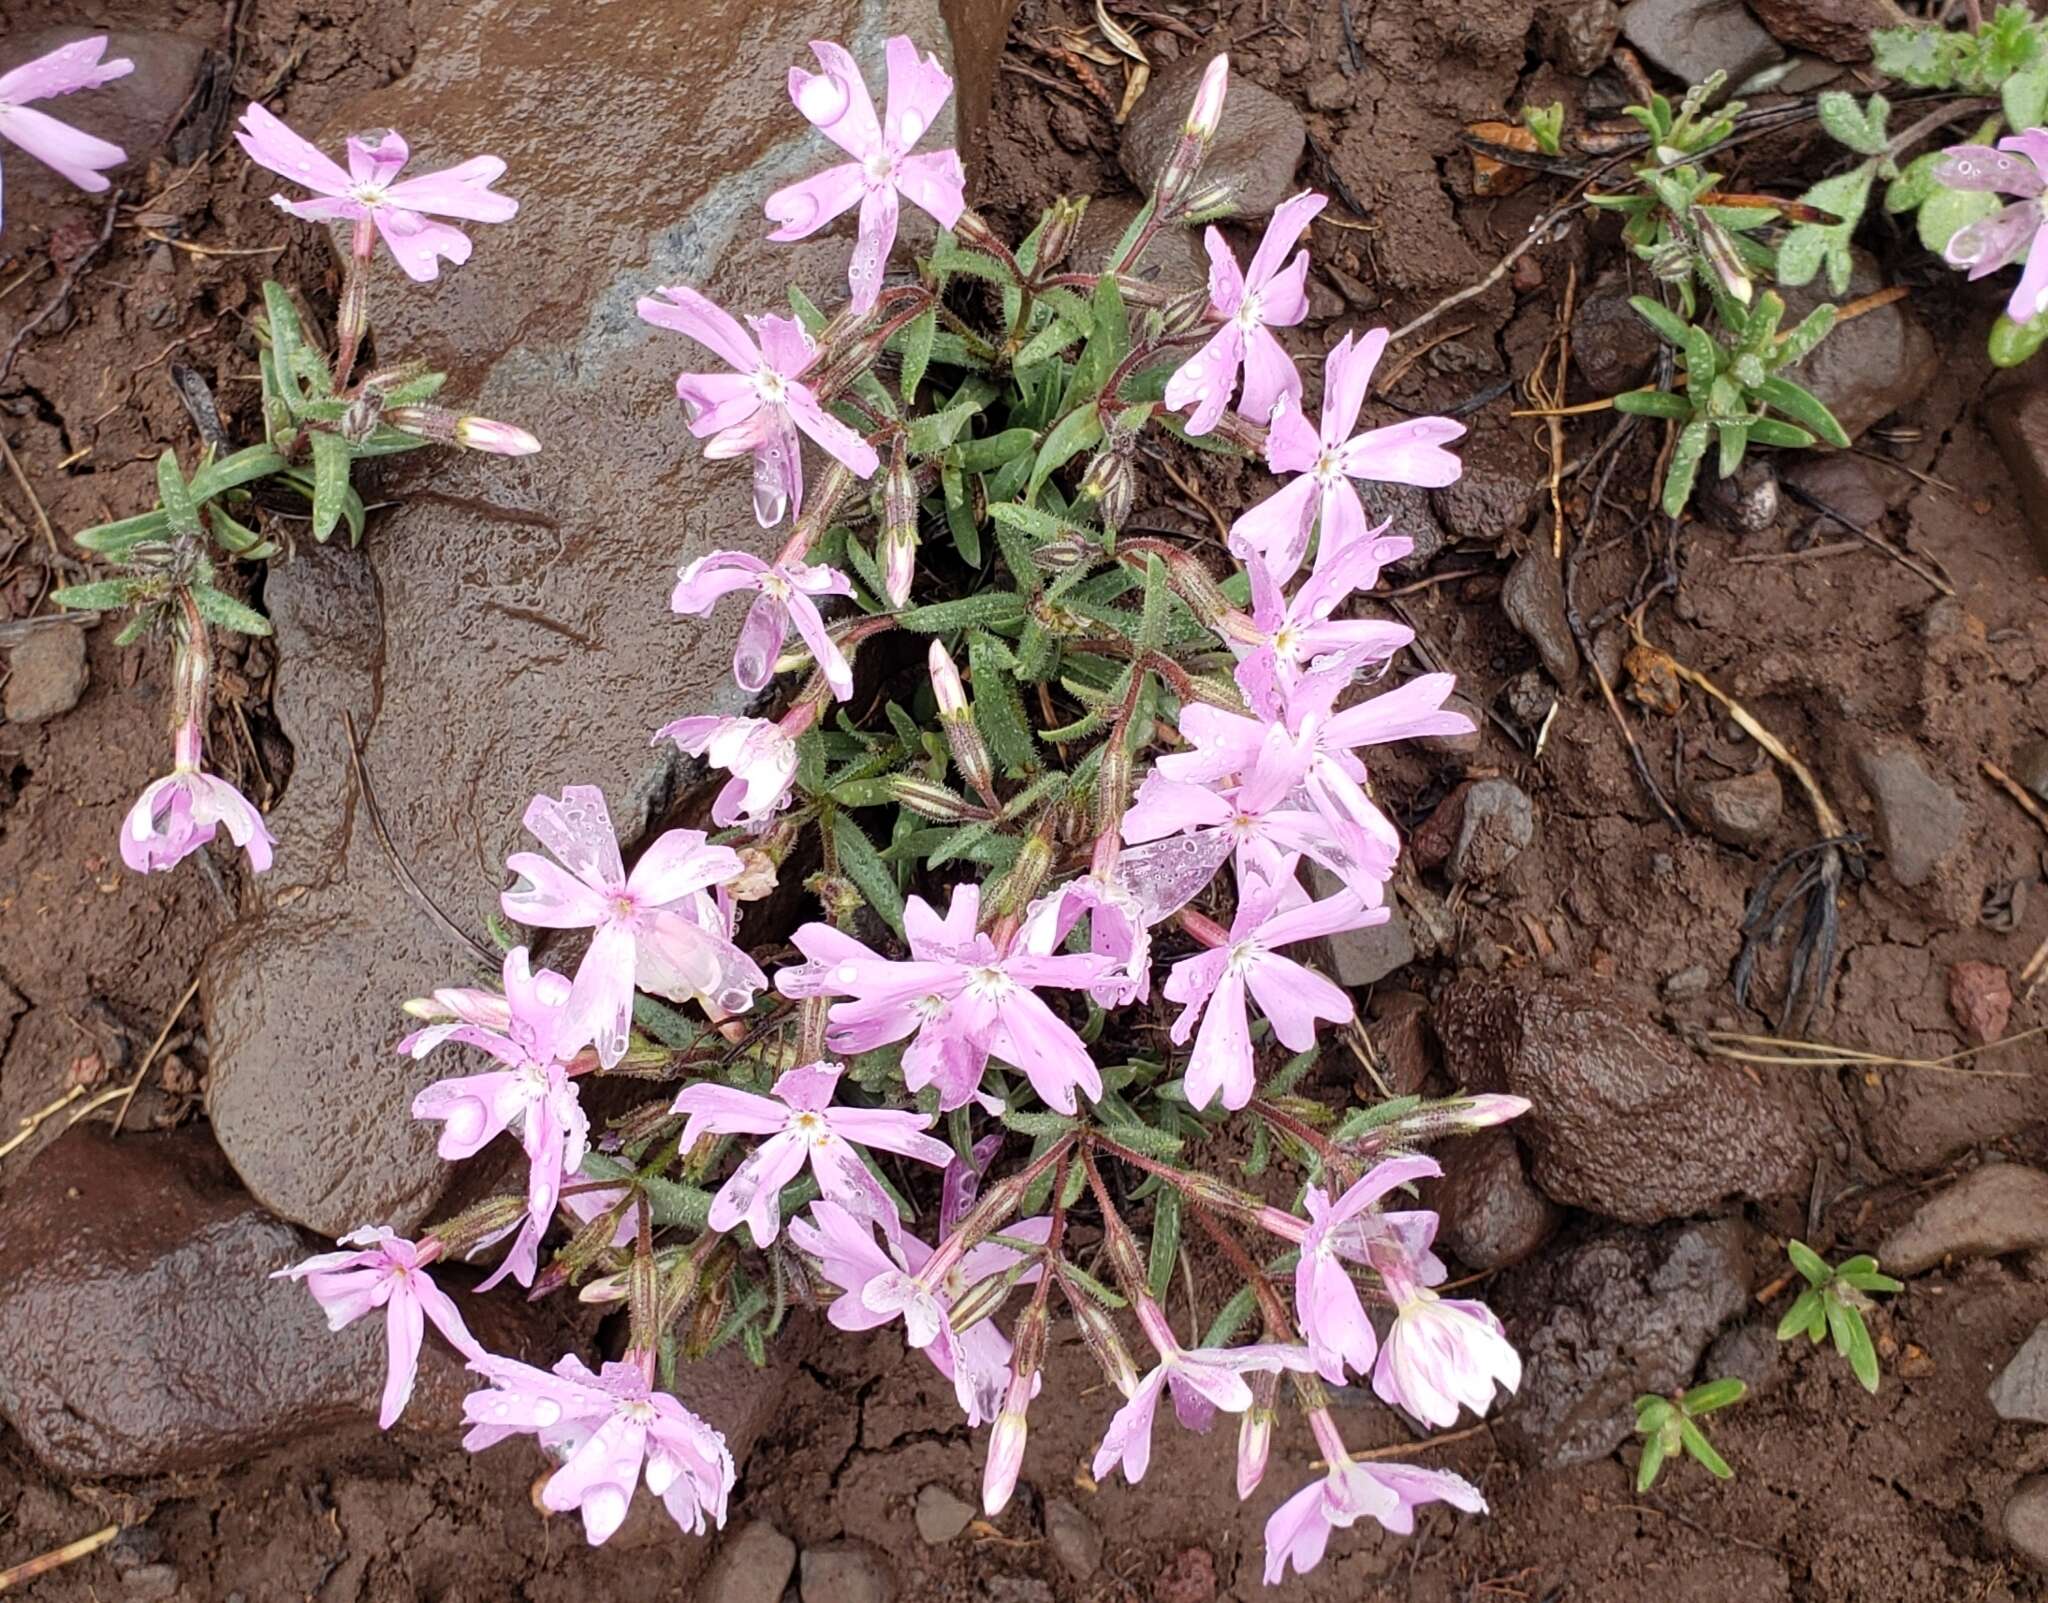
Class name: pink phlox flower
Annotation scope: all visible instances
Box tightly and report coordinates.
[655,713,799,828]
[1091,1303,1316,1486]
[637,286,880,528]
[669,548,859,701]
[402,946,589,1290]
[765,37,967,313]
[1018,874,1153,1006]
[788,1200,1050,1425]
[1163,191,1327,436]
[273,1227,479,1429]
[234,104,516,282]
[1230,537,1414,720]
[0,36,133,227]
[501,786,766,1070]
[1263,1458,1486,1582]
[939,1132,1006,1235]
[1294,1154,1442,1384]
[120,763,275,875]
[1164,879,1379,1111]
[1370,1228,1521,1427]
[776,882,1116,1115]
[672,1060,951,1246]
[1934,132,2048,322]
[1230,328,1465,585]
[462,1352,734,1544]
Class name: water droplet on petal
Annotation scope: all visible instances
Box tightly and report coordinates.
[796,74,850,126]
[534,1399,561,1427]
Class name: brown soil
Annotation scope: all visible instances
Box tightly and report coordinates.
[3,0,2047,1599]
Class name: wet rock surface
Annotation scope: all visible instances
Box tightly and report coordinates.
[1744,0,1907,61]
[1691,768,1783,849]
[1447,778,1536,884]
[202,0,981,1237]
[1119,53,1305,221]
[1045,1498,1102,1578]
[1949,959,2013,1045]
[705,1520,799,1603]
[1782,249,1937,442]
[914,1483,975,1545]
[1704,1319,1785,1399]
[1431,1130,1562,1270]
[1854,740,1965,891]
[1620,0,1783,88]
[1880,1164,2048,1274]
[1537,0,1622,74]
[2006,1477,2048,1571]
[0,1125,450,1477]
[2,622,88,724]
[1501,549,1579,686]
[801,1541,895,1603]
[1437,976,1808,1222]
[1071,197,1209,295]
[1501,1218,1754,1468]
[1991,1323,2048,1424]
[1571,266,1661,395]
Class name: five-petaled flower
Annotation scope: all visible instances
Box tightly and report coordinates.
[501,786,765,1070]
[1934,132,2048,325]
[462,1352,735,1545]
[1163,191,1326,436]
[1293,1153,1443,1384]
[1264,1451,1485,1583]
[235,103,517,281]
[766,37,967,313]
[0,36,133,230]
[638,286,880,527]
[670,549,860,701]
[274,1227,479,1428]
[673,1060,952,1245]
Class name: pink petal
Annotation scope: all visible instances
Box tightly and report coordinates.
[634,910,766,1014]
[2006,229,2048,321]
[1162,321,1244,437]
[1321,327,1388,444]
[752,313,818,378]
[765,159,867,241]
[542,1414,649,1545]
[828,1106,951,1165]
[0,102,123,190]
[1264,398,1323,474]
[1321,672,1470,751]
[378,1284,426,1428]
[1226,471,1318,580]
[671,549,769,613]
[791,40,883,161]
[562,921,638,1070]
[1244,951,1353,1051]
[371,207,473,283]
[191,772,276,871]
[627,828,740,905]
[346,129,409,187]
[781,589,855,702]
[1237,323,1302,427]
[772,1061,843,1111]
[986,990,1103,1114]
[635,286,761,373]
[674,371,761,437]
[893,149,967,228]
[707,1129,809,1244]
[1202,226,1245,315]
[1936,143,2046,196]
[1244,191,1327,294]
[787,384,882,478]
[1339,416,1466,487]
[1255,887,1379,950]
[0,37,133,105]
[1262,1476,1336,1584]
[502,851,607,929]
[1183,967,1253,1111]
[847,184,899,314]
[882,35,954,153]
[1092,1370,1167,1484]
[383,155,518,222]
[411,1068,526,1160]
[522,785,624,890]
[234,102,350,195]
[1120,772,1233,842]
[674,1081,786,1145]
[733,591,790,692]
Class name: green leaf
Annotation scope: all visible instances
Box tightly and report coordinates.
[1612,387,1693,420]
[832,812,905,939]
[261,281,309,412]
[309,432,352,544]
[955,428,1037,472]
[1716,420,1750,479]
[1682,1377,1748,1415]
[1662,418,1711,517]
[156,450,199,539]
[2005,58,2048,130]
[1785,1238,1832,1285]
[1884,150,1943,215]
[49,580,138,611]
[1146,1187,1181,1300]
[1918,183,2000,254]
[1636,1430,1669,1495]
[1677,1417,1734,1479]
[969,630,1039,773]
[74,507,170,555]
[1628,294,1695,349]
[1843,1307,1882,1393]
[899,592,1027,632]
[1744,417,1816,449]
[190,444,288,500]
[1754,376,1850,448]
[1027,406,1105,501]
[1200,1283,1259,1349]
[908,400,983,456]
[899,306,937,404]
[640,1172,715,1229]
[188,584,274,636]
[1817,91,1889,157]
[1772,303,1837,366]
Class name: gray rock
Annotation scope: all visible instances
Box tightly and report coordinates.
[707,1522,799,1603]
[1572,267,1662,395]
[1430,428,1543,550]
[1745,0,1908,61]
[200,0,995,1237]
[1046,1498,1103,1579]
[1986,375,2048,571]
[801,1543,893,1603]
[1781,248,1937,442]
[1070,197,1209,296]
[1698,459,1779,534]
[1784,452,1903,533]
[119,1565,180,1601]
[1419,691,1485,757]
[1501,550,1579,686]
[1501,1219,1754,1468]
[1538,0,1622,74]
[914,1483,975,1545]
[1358,479,1449,571]
[1694,769,1783,849]
[1704,1320,1785,1400]
[1431,1131,1562,1270]
[1437,975,1808,1222]
[1501,668,1557,730]
[1448,779,1536,884]
[3,624,88,724]
[1879,1164,2048,1274]
[1621,0,1784,87]
[1854,741,1964,890]
[1312,864,1419,985]
[1662,964,1715,1001]
[1119,54,1305,221]
[2007,1477,2048,1572]
[1991,1323,2048,1423]
[2012,738,2048,805]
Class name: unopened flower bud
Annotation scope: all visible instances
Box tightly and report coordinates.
[1156,54,1230,211]
[952,208,1007,257]
[1063,1279,1141,1395]
[1177,178,1240,224]
[429,1193,532,1258]
[340,393,382,444]
[881,439,918,607]
[1693,211,1752,305]
[888,774,985,822]
[1452,1092,1532,1130]
[1236,1371,1278,1498]
[930,640,995,802]
[455,415,542,456]
[579,1269,630,1305]
[1186,53,1229,141]
[1095,739,1133,838]
[987,820,1056,919]
[929,638,969,718]
[1036,195,1089,274]
[1077,450,1134,533]
[983,1393,1030,1515]
[1161,285,1214,335]
[949,1267,1018,1334]
[805,870,865,927]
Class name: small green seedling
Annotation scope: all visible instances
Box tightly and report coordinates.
[1634,1377,1747,1493]
[1775,1240,1901,1394]
[1521,101,1565,158]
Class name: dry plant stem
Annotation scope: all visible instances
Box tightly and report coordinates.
[342,710,501,969]
[1549,264,1578,560]
[0,431,67,572]
[1352,1420,1494,1462]
[1389,195,1592,345]
[0,1085,88,1162]
[1779,478,1953,597]
[0,1524,120,1592]
[1983,759,2048,836]
[110,972,205,1135]
[1698,1025,2044,1077]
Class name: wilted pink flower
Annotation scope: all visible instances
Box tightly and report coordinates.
[1264,1439,1485,1582]
[1092,1297,1315,1485]
[274,1227,478,1428]
[1229,538,1414,719]
[777,882,1116,1114]
[670,549,858,701]
[673,1060,951,1245]
[234,105,516,281]
[638,286,880,526]
[788,1200,1049,1425]
[1018,873,1152,1007]
[1231,329,1465,584]
[1372,1237,1521,1428]
[765,37,968,313]
[463,1352,735,1544]
[121,762,276,875]
[1295,1153,1442,1384]
[401,946,589,1289]
[501,786,766,1069]
[1162,190,1325,436]
[655,712,801,828]
[1934,133,2048,323]
[1163,883,1379,1112]
[0,36,132,228]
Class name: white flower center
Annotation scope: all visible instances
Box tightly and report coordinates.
[964,964,1014,1000]
[350,182,390,208]
[865,151,898,185]
[1232,290,1267,332]
[791,1109,831,1146]
[1314,449,1344,485]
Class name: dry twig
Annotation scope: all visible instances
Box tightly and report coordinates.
[0,1524,120,1592]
